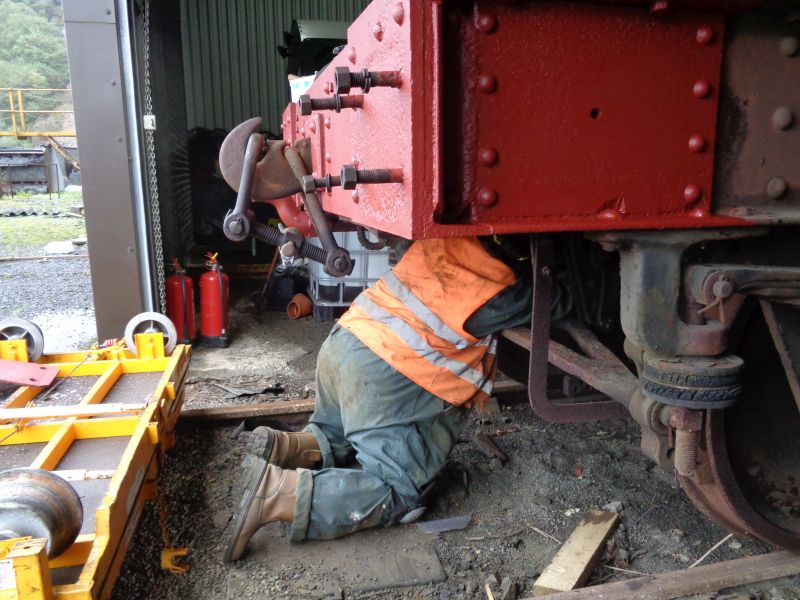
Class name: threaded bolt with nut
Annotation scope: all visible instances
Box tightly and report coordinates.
[298,94,364,116]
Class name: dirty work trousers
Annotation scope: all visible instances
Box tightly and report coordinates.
[291,325,469,541]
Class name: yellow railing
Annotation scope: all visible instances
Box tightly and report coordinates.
[0,88,76,138]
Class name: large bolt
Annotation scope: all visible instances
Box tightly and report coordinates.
[712,276,734,300]
[670,407,704,477]
[340,164,403,190]
[301,174,342,193]
[228,220,244,236]
[298,93,364,116]
[334,67,402,94]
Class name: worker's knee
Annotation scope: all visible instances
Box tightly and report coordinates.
[385,477,439,526]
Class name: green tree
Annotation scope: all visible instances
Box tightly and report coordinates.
[0,0,70,139]
[0,0,69,89]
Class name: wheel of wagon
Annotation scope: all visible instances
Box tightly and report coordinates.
[0,318,45,361]
[0,468,83,558]
[678,301,800,551]
[124,312,178,356]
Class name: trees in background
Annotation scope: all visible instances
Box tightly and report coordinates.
[0,0,71,142]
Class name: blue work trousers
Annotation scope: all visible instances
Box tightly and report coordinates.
[291,326,468,541]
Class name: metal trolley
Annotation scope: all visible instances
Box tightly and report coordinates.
[0,314,190,599]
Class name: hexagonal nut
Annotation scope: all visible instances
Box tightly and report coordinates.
[669,407,703,432]
[298,95,313,116]
[334,66,352,95]
[340,164,358,190]
[222,211,249,242]
[325,248,354,277]
[301,175,317,194]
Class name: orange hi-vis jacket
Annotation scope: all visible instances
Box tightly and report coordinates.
[337,237,517,407]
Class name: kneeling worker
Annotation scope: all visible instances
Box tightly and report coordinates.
[225,236,531,561]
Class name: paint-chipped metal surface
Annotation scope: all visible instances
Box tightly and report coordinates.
[713,8,800,222]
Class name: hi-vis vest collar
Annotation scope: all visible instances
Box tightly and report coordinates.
[338,238,516,406]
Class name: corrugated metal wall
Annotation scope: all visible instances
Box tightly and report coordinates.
[180,0,368,133]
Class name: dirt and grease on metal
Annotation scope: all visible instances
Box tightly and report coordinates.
[111,320,799,600]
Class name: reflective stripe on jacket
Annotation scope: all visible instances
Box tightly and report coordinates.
[337,238,516,406]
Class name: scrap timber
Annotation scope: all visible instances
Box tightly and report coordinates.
[526,551,800,599]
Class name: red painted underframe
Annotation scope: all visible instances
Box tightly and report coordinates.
[276,0,748,239]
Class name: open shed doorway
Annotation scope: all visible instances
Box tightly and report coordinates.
[0,0,95,354]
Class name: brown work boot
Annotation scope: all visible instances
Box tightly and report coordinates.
[246,426,322,469]
[224,463,298,562]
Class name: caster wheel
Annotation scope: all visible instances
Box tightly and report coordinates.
[0,318,45,361]
[124,312,178,356]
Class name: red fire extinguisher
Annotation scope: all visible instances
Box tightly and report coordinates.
[199,252,230,347]
[165,258,196,344]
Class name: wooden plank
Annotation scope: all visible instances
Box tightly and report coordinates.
[0,402,146,421]
[180,398,316,421]
[493,379,528,396]
[534,509,619,596]
[523,551,800,600]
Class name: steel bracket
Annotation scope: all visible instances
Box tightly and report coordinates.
[508,235,631,423]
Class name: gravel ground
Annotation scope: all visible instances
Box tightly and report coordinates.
[2,201,797,598]
[111,385,798,600]
[0,205,95,352]
[0,254,95,351]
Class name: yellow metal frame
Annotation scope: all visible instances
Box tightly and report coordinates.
[0,538,52,600]
[0,335,191,599]
[0,89,76,139]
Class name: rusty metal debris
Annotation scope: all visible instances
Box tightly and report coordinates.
[474,433,508,463]
[417,514,472,534]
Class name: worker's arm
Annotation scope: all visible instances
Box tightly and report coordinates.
[464,272,571,338]
[464,273,533,338]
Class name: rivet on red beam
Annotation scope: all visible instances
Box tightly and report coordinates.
[684,184,703,203]
[477,14,497,34]
[373,22,384,42]
[476,187,498,207]
[688,135,707,153]
[693,80,712,99]
[772,106,794,130]
[307,120,316,134]
[478,147,498,167]
[347,47,357,64]
[477,74,497,94]
[696,26,714,46]
[392,2,404,25]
